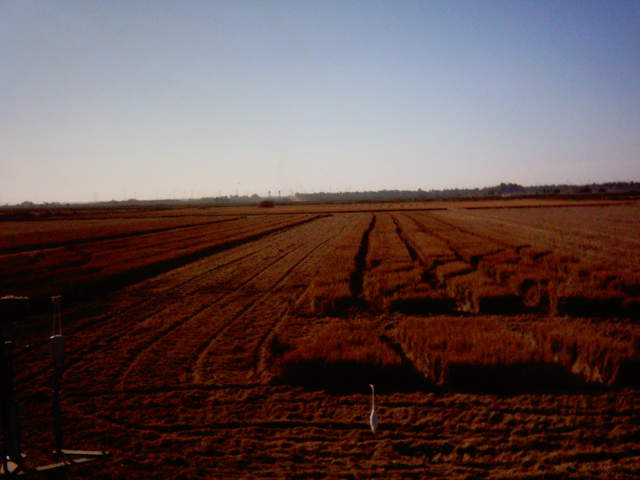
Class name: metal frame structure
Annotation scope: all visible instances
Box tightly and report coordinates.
[0,296,28,476]
[1,295,109,477]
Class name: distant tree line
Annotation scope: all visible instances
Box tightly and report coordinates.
[292,182,640,203]
[3,181,639,209]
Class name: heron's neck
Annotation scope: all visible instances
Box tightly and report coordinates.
[371,388,375,410]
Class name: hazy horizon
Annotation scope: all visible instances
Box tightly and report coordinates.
[3,1,639,204]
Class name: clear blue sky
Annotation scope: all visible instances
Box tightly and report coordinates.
[2,0,639,203]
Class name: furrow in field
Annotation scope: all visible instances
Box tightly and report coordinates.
[294,213,374,316]
[349,214,377,298]
[360,213,419,311]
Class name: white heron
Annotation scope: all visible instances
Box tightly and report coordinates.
[369,384,378,433]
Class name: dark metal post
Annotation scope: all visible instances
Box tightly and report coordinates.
[0,296,28,476]
[51,334,64,460]
[50,296,65,460]
[0,331,12,476]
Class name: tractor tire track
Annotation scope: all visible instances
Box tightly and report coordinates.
[45,247,263,389]
[405,212,507,267]
[104,216,349,390]
[0,216,244,255]
[190,221,346,385]
[57,216,320,353]
[116,241,312,390]
[60,217,332,394]
[249,218,352,382]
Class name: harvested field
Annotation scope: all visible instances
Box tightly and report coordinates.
[3,200,640,478]
[433,205,640,272]
[0,213,323,300]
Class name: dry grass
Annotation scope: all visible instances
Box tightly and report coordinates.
[393,214,455,266]
[274,314,640,393]
[434,261,472,283]
[387,286,456,315]
[434,205,640,274]
[7,201,640,479]
[445,271,485,311]
[305,277,355,316]
[362,214,418,309]
[300,214,373,315]
[409,212,504,263]
[364,265,422,310]
[393,316,640,391]
[0,215,240,252]
[300,209,640,319]
[365,214,413,268]
[278,320,400,368]
[439,241,638,317]
[0,214,318,299]
[271,320,423,391]
[549,263,640,316]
